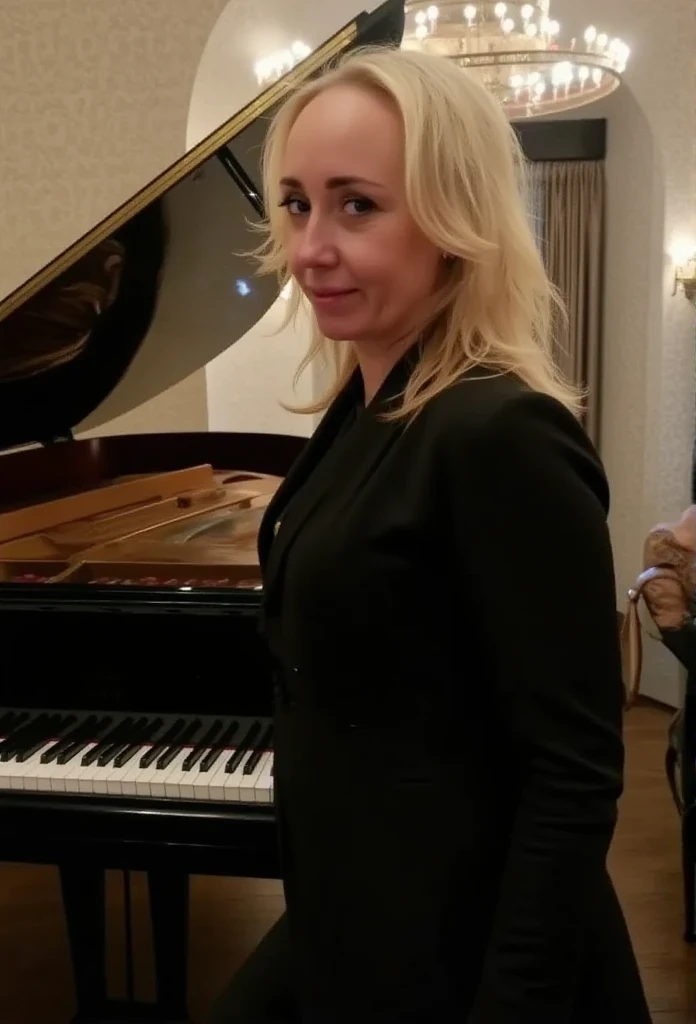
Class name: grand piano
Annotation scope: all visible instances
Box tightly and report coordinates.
[0,2,405,1020]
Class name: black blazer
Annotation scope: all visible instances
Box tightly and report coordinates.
[257,353,650,1024]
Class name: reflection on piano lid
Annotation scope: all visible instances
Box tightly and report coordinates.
[0,0,405,449]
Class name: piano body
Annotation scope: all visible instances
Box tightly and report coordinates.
[0,2,405,1021]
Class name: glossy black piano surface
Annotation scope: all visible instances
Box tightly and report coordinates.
[0,1,405,1019]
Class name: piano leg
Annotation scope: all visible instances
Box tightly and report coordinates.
[149,869,191,1023]
[59,861,109,1020]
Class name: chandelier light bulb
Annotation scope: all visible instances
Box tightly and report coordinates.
[402,1,630,118]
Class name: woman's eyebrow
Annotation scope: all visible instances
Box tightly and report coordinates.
[279,175,385,190]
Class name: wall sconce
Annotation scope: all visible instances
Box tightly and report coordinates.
[673,258,696,302]
[671,242,696,303]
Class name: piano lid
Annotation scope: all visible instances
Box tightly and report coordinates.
[0,0,404,451]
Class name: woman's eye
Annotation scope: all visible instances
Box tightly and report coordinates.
[344,197,375,216]
[280,197,309,215]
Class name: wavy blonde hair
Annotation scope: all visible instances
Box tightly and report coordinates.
[253,45,583,421]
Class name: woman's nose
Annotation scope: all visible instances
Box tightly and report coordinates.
[294,220,338,269]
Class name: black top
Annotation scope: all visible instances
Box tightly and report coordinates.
[256,354,650,1023]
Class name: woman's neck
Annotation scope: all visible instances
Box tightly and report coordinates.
[352,334,418,406]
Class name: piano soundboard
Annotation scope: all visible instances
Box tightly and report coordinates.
[0,462,278,593]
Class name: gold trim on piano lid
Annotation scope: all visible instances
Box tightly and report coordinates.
[0,22,358,326]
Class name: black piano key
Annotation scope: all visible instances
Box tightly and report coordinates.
[17,727,71,763]
[0,712,42,758]
[97,716,150,766]
[224,721,262,774]
[41,713,102,763]
[1,712,65,761]
[199,720,240,772]
[139,718,187,768]
[181,719,223,771]
[155,718,202,770]
[56,717,113,765]
[114,717,164,768]
[81,717,136,766]
[0,710,26,735]
[243,725,274,775]
[58,739,91,765]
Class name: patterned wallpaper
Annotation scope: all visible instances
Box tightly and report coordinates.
[0,0,228,302]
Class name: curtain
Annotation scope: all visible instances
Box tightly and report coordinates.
[527,160,605,445]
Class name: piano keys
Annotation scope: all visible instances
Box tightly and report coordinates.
[0,710,275,805]
[0,1,405,1020]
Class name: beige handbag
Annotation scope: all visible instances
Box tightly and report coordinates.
[621,506,696,706]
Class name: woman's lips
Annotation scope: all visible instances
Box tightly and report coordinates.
[309,288,359,309]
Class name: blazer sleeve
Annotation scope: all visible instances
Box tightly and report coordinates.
[442,390,626,1024]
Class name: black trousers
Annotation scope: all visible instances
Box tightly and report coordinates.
[206,912,299,1024]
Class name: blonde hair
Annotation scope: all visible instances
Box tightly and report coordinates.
[253,45,583,421]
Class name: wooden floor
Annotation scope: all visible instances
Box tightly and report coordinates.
[0,703,693,1022]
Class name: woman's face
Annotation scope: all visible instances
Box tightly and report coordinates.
[279,84,442,348]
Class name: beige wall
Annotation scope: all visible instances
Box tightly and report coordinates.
[543,0,696,705]
[0,0,227,300]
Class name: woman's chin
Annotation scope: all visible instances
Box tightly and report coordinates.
[314,314,362,342]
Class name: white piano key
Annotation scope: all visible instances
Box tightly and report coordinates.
[223,750,254,803]
[105,748,148,796]
[10,743,57,790]
[0,752,33,789]
[149,750,189,798]
[27,743,98,792]
[255,752,274,804]
[187,752,225,801]
[120,746,155,796]
[63,747,99,793]
[239,751,270,803]
[206,751,238,802]
[163,749,196,799]
[177,754,208,801]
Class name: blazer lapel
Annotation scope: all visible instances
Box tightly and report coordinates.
[260,352,413,612]
[257,370,362,570]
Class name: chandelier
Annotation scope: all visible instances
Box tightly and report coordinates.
[402,1,630,118]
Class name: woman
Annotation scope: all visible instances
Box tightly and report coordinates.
[208,45,650,1024]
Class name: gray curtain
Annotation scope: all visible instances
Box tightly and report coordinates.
[527,160,605,444]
